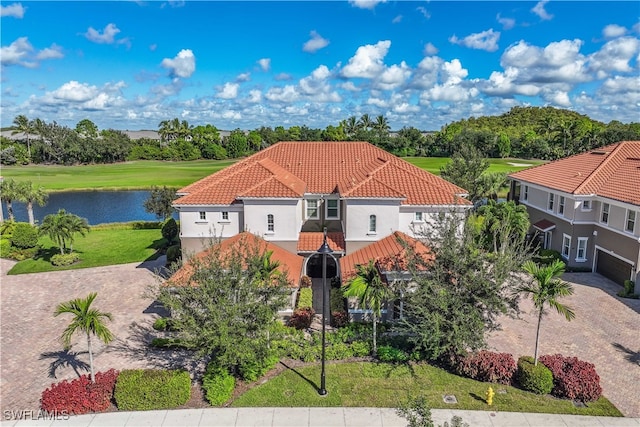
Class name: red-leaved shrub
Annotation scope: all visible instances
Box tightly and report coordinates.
[538,354,602,401]
[453,351,516,385]
[41,369,119,415]
[288,307,315,329]
[331,310,349,328]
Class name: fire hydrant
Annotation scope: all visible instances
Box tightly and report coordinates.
[486,386,495,406]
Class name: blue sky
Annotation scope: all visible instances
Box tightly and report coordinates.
[1,1,639,131]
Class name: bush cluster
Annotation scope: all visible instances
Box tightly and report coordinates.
[288,307,315,330]
[41,369,119,415]
[0,239,11,257]
[51,253,80,266]
[297,288,313,309]
[377,345,409,363]
[166,245,181,266]
[238,354,280,382]
[6,246,39,260]
[152,317,176,331]
[114,369,191,411]
[202,364,235,406]
[161,218,179,242]
[452,351,516,385]
[300,275,312,288]
[331,310,349,328]
[10,223,39,249]
[150,337,188,349]
[516,356,553,395]
[538,354,602,401]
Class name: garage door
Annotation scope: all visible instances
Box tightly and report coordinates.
[596,250,632,286]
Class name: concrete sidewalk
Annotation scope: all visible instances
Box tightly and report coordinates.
[2,408,639,427]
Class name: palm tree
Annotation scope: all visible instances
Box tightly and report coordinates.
[0,178,20,221]
[18,181,48,225]
[343,260,392,355]
[40,209,89,254]
[374,115,390,136]
[358,114,373,131]
[12,115,33,161]
[54,293,114,382]
[65,214,90,253]
[517,260,575,365]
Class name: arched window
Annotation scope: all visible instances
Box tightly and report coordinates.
[267,214,274,232]
[369,215,377,233]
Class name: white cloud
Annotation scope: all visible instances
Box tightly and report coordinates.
[161,49,196,78]
[423,43,438,56]
[341,81,360,91]
[36,44,64,60]
[341,40,391,79]
[84,23,121,44]
[52,81,98,102]
[588,37,640,76]
[236,72,251,82]
[418,59,478,103]
[257,58,271,71]
[349,0,386,10]
[275,72,292,81]
[375,61,411,90]
[392,15,402,24]
[449,29,500,52]
[303,31,329,53]
[37,80,125,111]
[247,89,262,103]
[416,6,430,19]
[367,97,388,108]
[265,85,299,102]
[602,24,627,39]
[0,2,25,18]
[531,0,553,21]
[217,82,239,99]
[497,14,515,30]
[298,65,342,102]
[0,37,35,67]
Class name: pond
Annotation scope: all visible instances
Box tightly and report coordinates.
[1,190,178,225]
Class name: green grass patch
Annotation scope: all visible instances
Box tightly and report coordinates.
[402,157,543,175]
[7,226,165,275]
[231,362,621,416]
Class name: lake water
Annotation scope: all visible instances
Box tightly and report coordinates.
[1,190,178,225]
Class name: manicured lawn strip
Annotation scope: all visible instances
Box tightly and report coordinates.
[1,158,542,192]
[7,227,164,275]
[231,362,621,417]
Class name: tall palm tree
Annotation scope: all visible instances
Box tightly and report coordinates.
[517,260,575,365]
[0,178,20,221]
[343,260,392,355]
[65,214,90,253]
[374,115,390,136]
[54,293,114,382]
[18,181,48,225]
[358,114,373,131]
[12,115,33,160]
[40,209,89,254]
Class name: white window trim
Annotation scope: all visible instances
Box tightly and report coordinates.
[266,214,275,234]
[600,203,609,224]
[219,211,230,223]
[575,237,588,262]
[562,233,571,259]
[414,212,424,223]
[368,214,377,234]
[325,199,340,220]
[625,209,636,234]
[547,193,555,212]
[581,200,592,212]
[306,199,319,220]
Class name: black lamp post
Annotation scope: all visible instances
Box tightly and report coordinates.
[316,227,333,396]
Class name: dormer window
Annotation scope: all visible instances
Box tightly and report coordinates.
[326,199,339,219]
[306,199,319,219]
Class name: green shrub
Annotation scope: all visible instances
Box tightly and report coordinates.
[152,317,176,331]
[8,246,39,261]
[114,369,191,411]
[617,280,637,298]
[166,244,181,265]
[377,345,409,363]
[326,342,352,360]
[330,286,345,313]
[51,253,81,266]
[202,364,235,406]
[350,340,371,357]
[0,239,11,258]
[10,222,39,249]
[161,218,179,242]
[516,356,553,395]
[131,221,163,230]
[0,221,16,239]
[534,249,563,266]
[150,337,189,349]
[238,354,279,382]
[297,287,313,309]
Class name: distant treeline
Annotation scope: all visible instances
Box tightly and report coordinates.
[2,106,639,166]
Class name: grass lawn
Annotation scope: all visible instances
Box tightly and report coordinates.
[231,361,621,417]
[0,157,542,192]
[6,226,165,275]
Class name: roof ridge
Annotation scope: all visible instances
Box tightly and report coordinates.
[257,157,307,192]
[573,142,623,194]
[342,162,406,198]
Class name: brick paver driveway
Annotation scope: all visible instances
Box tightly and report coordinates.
[487,272,640,418]
[1,262,638,417]
[0,258,202,416]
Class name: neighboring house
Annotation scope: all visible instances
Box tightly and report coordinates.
[173,141,472,298]
[508,141,640,288]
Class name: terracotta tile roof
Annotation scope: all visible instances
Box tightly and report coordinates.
[510,141,640,206]
[532,219,556,232]
[340,231,432,281]
[168,232,303,288]
[297,232,346,253]
[176,141,471,206]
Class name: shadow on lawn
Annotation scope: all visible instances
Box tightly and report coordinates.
[280,360,321,393]
[39,349,90,379]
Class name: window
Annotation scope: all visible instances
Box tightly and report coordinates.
[582,200,591,211]
[369,215,377,233]
[576,237,588,261]
[626,210,636,233]
[548,193,554,211]
[267,214,274,232]
[414,212,423,222]
[306,199,319,219]
[558,196,565,215]
[199,211,206,220]
[562,234,571,259]
[221,211,229,221]
[601,203,609,224]
[326,199,339,219]
[523,185,529,201]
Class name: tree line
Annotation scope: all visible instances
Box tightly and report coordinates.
[2,106,639,166]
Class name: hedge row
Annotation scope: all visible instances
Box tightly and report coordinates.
[114,369,191,411]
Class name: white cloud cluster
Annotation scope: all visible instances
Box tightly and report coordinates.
[0,37,63,68]
[341,40,391,78]
[257,58,271,71]
[531,0,553,21]
[303,31,329,53]
[161,49,196,78]
[0,2,25,18]
[38,80,126,111]
[349,0,386,10]
[449,29,500,52]
[84,23,129,47]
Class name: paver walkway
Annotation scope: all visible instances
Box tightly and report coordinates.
[1,260,638,419]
